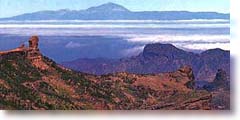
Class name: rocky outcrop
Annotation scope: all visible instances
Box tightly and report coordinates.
[202,69,230,91]
[0,44,27,55]
[27,36,49,70]
[0,36,49,70]
[29,36,39,49]
[213,69,229,86]
[148,94,212,110]
[27,36,41,59]
[198,69,230,110]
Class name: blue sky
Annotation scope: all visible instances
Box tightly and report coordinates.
[0,0,229,18]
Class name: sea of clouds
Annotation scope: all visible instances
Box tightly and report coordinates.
[0,19,230,51]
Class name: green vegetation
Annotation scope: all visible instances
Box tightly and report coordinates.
[0,53,81,109]
[0,52,41,84]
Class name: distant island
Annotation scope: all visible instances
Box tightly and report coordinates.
[0,2,229,20]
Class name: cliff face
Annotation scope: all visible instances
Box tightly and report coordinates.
[62,43,230,82]
[0,36,213,110]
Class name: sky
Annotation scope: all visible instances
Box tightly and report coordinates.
[0,0,229,18]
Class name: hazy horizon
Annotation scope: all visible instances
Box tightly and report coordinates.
[0,0,230,18]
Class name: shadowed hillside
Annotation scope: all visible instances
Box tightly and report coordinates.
[63,43,230,82]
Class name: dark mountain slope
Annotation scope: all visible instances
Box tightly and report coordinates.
[62,43,230,82]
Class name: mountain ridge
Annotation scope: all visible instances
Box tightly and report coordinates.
[0,3,229,20]
[62,43,230,82]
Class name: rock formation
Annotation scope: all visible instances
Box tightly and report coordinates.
[29,36,39,49]
[0,43,27,55]
[214,69,228,85]
[27,36,41,60]
[0,35,40,56]
[0,36,49,70]
[27,36,49,70]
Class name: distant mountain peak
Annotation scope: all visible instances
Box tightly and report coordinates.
[105,2,120,5]
[58,9,71,12]
[142,43,187,59]
[0,2,229,20]
[86,2,130,12]
[201,48,229,57]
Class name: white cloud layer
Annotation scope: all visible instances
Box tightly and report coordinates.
[0,19,230,51]
[0,23,229,29]
[125,34,229,43]
[65,41,83,48]
[180,42,230,50]
[121,46,145,57]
